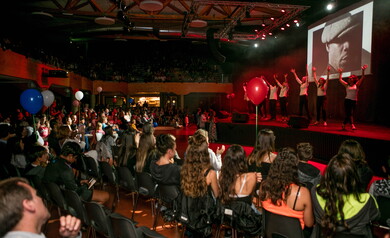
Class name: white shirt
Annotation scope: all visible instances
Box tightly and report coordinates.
[299,82,309,96]
[346,85,358,101]
[316,83,327,96]
[208,148,222,171]
[279,85,289,98]
[4,231,46,238]
[269,85,278,100]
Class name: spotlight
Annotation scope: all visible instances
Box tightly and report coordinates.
[286,24,290,27]
[296,22,300,27]
[326,1,335,11]
[254,43,258,48]
[268,32,273,35]
[281,9,285,13]
[293,19,298,23]
[270,17,274,21]
[261,23,266,27]
[281,27,285,31]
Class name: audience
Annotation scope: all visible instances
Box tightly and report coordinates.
[247,128,277,180]
[0,177,81,238]
[338,139,374,191]
[296,142,321,190]
[311,153,379,237]
[260,148,314,231]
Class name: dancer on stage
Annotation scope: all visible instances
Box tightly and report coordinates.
[312,66,330,126]
[275,74,289,122]
[291,68,311,121]
[338,65,367,130]
[266,77,278,121]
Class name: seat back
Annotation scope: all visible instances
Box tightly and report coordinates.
[117,166,136,192]
[44,182,67,211]
[263,209,303,238]
[136,172,157,197]
[157,184,180,205]
[376,195,390,227]
[100,161,117,185]
[28,175,51,203]
[84,155,100,178]
[84,201,114,237]
[110,213,139,238]
[62,189,90,226]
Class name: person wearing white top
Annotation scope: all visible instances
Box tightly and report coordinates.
[338,65,367,130]
[312,66,330,126]
[291,68,311,121]
[267,77,279,121]
[275,74,290,122]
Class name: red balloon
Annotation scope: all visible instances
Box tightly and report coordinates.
[246,77,268,105]
[72,100,80,107]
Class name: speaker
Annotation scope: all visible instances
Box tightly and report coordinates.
[217,110,230,119]
[232,113,249,123]
[287,116,309,128]
[207,28,226,63]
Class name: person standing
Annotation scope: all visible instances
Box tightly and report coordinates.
[291,68,311,121]
[275,74,289,122]
[312,66,330,126]
[267,77,278,121]
[338,65,367,130]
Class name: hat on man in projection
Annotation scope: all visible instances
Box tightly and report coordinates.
[321,14,360,43]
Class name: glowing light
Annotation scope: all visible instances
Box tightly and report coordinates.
[281,27,285,30]
[327,3,334,11]
[261,23,266,27]
[294,19,298,23]
[255,87,259,91]
[281,9,285,13]
[296,22,300,27]
[268,32,273,35]
[270,17,274,21]
[254,43,258,48]
[286,24,290,27]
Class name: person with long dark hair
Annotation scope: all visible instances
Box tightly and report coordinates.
[311,153,379,237]
[260,148,314,231]
[338,65,367,130]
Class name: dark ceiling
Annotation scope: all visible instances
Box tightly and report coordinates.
[1,0,362,47]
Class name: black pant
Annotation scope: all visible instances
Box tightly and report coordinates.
[316,96,327,122]
[299,95,311,120]
[344,99,356,125]
[279,97,288,117]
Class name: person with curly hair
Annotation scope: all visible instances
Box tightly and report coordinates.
[246,128,277,181]
[338,139,373,191]
[260,148,314,231]
[311,153,379,237]
[181,133,219,198]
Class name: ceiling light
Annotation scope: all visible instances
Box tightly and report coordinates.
[281,27,285,30]
[139,0,163,12]
[254,43,258,48]
[95,16,115,25]
[281,9,285,13]
[326,1,335,11]
[189,19,207,28]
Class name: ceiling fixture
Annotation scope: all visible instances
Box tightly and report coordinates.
[326,1,336,11]
[31,11,54,19]
[95,16,115,25]
[189,19,207,28]
[139,0,163,12]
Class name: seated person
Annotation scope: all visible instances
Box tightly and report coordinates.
[24,145,50,179]
[150,134,181,187]
[259,148,314,231]
[43,141,109,204]
[311,153,379,237]
[0,177,81,238]
[296,142,321,190]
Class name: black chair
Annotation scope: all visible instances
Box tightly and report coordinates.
[84,155,101,180]
[132,172,158,220]
[44,182,68,216]
[28,175,51,204]
[84,201,114,238]
[100,161,119,210]
[263,209,304,238]
[62,189,90,225]
[154,184,180,230]
[116,166,137,206]
[110,213,166,238]
[376,195,390,228]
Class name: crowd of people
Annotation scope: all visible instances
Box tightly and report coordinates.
[1,99,388,237]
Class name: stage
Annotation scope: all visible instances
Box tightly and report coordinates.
[214,115,390,177]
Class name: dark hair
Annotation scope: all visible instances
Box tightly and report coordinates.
[259,147,299,205]
[317,153,363,237]
[181,133,210,197]
[156,134,175,156]
[247,129,275,166]
[338,139,366,165]
[61,141,82,157]
[296,142,313,161]
[0,177,32,237]
[27,145,48,163]
[0,124,11,138]
[219,145,247,204]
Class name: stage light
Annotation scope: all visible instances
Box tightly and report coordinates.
[326,1,335,11]
[268,32,273,35]
[270,17,274,21]
[261,23,266,27]
[296,22,300,27]
[281,9,285,13]
[281,27,285,31]
[294,20,298,23]
[286,24,290,27]
[254,43,258,48]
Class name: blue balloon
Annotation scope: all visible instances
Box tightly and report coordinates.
[153,122,158,127]
[129,98,134,104]
[20,89,44,114]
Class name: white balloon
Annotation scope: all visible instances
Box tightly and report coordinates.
[41,90,55,107]
[75,91,84,101]
[96,86,103,93]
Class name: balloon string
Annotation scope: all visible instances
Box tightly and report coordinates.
[255,105,258,147]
